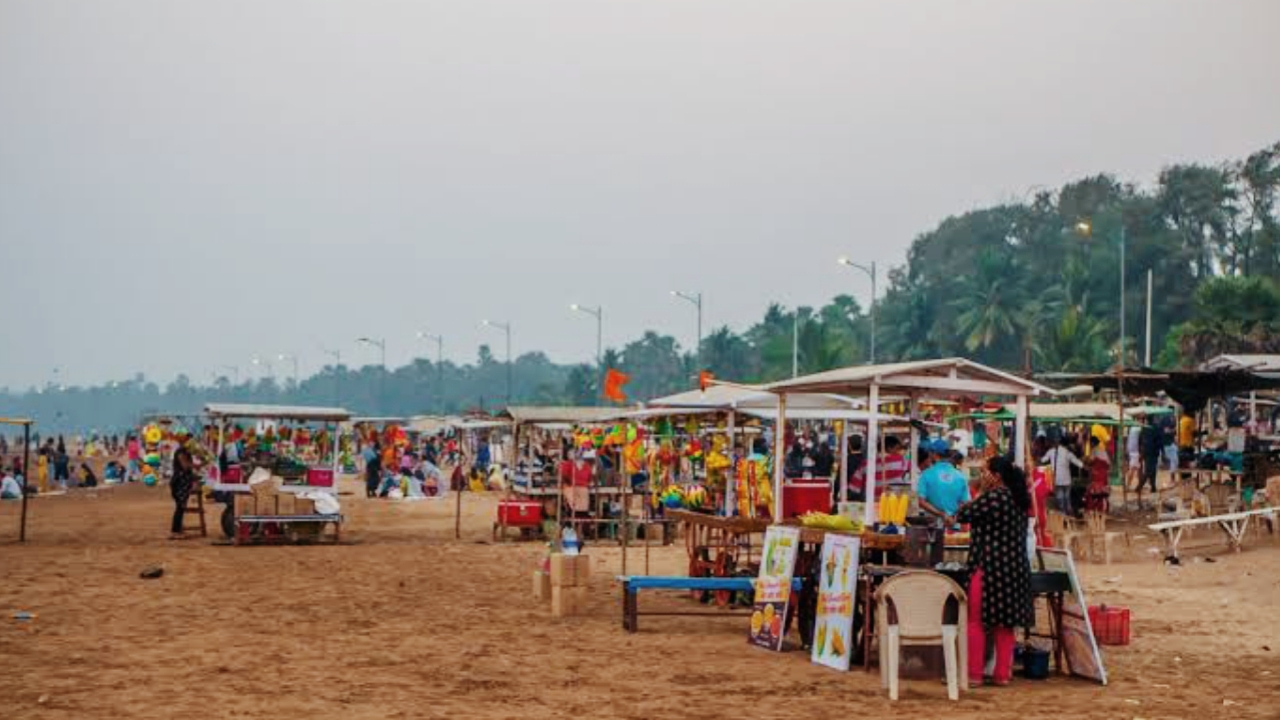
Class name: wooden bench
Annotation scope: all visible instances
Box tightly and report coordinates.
[618,575,804,632]
[234,514,343,545]
[1147,507,1278,559]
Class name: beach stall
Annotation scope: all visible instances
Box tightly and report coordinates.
[494,406,617,540]
[204,403,351,542]
[760,359,1051,527]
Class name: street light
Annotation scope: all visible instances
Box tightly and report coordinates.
[356,337,387,369]
[319,346,342,405]
[481,320,512,404]
[836,256,877,364]
[251,356,274,380]
[417,331,445,412]
[277,353,299,388]
[1075,217,1131,506]
[569,304,603,366]
[670,291,703,368]
[221,365,240,385]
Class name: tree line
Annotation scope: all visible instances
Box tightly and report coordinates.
[5,141,1278,433]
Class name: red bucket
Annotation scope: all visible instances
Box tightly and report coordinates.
[1088,605,1131,645]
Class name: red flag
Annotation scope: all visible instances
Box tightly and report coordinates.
[603,369,631,404]
[698,370,715,392]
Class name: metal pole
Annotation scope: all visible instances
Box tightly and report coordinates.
[1145,268,1153,368]
[869,262,877,364]
[696,293,703,368]
[437,337,444,413]
[792,313,799,378]
[1118,225,1128,509]
[505,325,512,404]
[19,422,30,542]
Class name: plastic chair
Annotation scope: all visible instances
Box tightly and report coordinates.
[875,570,967,701]
[1082,511,1125,564]
[1045,511,1084,557]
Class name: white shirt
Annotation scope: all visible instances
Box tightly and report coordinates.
[1,474,21,498]
[1042,446,1083,488]
[1126,426,1141,456]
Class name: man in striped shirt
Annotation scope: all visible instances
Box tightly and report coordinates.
[849,436,908,501]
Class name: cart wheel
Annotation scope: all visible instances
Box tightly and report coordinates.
[220,505,235,538]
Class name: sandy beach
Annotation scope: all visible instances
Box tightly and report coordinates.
[2,480,1279,720]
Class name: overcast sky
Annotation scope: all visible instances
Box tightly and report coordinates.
[2,0,1278,390]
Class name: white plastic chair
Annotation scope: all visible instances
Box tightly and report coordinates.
[875,570,968,701]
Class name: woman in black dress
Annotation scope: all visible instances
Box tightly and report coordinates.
[955,456,1033,686]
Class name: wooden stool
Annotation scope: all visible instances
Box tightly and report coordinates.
[184,486,208,537]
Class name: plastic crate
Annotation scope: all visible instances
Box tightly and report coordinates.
[1088,604,1131,645]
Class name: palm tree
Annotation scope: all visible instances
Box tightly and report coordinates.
[952,251,1023,356]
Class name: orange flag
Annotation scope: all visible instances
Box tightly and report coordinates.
[698,370,715,392]
[603,369,631,404]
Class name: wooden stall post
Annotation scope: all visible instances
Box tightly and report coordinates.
[864,383,881,528]
[1014,394,1028,469]
[621,445,629,576]
[19,422,30,543]
[773,393,787,523]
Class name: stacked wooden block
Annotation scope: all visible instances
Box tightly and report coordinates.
[534,553,591,617]
[235,492,316,516]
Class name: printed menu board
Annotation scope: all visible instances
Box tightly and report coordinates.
[811,534,861,670]
[748,526,800,651]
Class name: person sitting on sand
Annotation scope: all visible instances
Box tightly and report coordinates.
[80,463,98,488]
[1,468,22,500]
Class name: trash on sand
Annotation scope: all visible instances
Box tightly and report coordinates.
[12,611,36,621]
[139,566,164,580]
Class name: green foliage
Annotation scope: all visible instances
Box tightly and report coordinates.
[6,141,1280,433]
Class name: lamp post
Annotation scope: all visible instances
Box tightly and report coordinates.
[571,304,604,400]
[1076,218,1130,506]
[836,257,877,364]
[221,365,240,385]
[482,320,512,405]
[358,337,388,412]
[251,356,274,381]
[320,347,341,405]
[277,353,299,389]
[671,290,703,368]
[417,331,445,412]
[356,337,386,369]
[569,304,603,366]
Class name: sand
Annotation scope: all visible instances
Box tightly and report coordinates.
[2,479,1279,720]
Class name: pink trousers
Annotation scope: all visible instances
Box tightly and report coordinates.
[967,568,1015,684]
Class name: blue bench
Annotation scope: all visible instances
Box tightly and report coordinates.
[617,575,804,632]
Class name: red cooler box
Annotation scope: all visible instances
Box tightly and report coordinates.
[307,467,335,488]
[783,481,831,518]
[498,501,543,527]
[217,465,244,484]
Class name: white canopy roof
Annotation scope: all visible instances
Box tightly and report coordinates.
[204,403,351,422]
[502,406,627,425]
[763,358,1051,398]
[1201,354,1280,378]
[646,385,862,411]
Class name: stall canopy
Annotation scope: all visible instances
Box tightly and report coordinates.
[760,358,1052,526]
[501,406,625,426]
[647,385,861,411]
[1038,366,1280,413]
[204,403,352,422]
[1201,354,1280,378]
